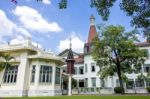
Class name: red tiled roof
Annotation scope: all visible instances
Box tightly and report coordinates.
[87,25,97,43]
[74,54,84,64]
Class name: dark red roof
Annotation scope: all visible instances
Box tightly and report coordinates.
[74,54,84,64]
[87,25,97,43]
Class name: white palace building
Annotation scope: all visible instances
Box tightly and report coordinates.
[0,15,150,97]
[59,15,150,94]
[0,38,65,97]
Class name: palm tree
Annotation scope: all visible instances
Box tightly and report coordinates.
[0,53,14,87]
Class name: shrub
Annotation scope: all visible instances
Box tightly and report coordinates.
[114,87,123,93]
[146,87,150,93]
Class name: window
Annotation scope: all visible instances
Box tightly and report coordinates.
[135,79,144,87]
[31,65,36,83]
[91,63,95,72]
[62,67,67,73]
[39,65,52,83]
[79,66,84,74]
[3,65,18,83]
[116,79,120,87]
[126,79,134,89]
[144,64,150,73]
[85,78,88,87]
[100,79,105,87]
[79,79,84,87]
[146,79,150,87]
[55,67,60,84]
[91,78,96,87]
[85,64,87,73]
[73,67,77,74]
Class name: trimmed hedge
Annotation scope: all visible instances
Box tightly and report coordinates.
[146,87,150,93]
[114,87,123,93]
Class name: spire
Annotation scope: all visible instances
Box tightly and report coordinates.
[90,14,95,26]
[66,38,75,75]
[69,37,72,50]
[67,38,74,60]
[87,14,97,43]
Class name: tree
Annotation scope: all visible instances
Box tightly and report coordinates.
[62,74,77,89]
[0,53,14,87]
[59,0,150,37]
[91,25,148,94]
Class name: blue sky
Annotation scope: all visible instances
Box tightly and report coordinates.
[0,0,141,53]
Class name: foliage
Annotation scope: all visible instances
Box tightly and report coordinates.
[0,53,14,86]
[146,87,150,93]
[0,53,14,71]
[62,75,77,88]
[92,25,147,94]
[59,0,67,9]
[58,0,150,37]
[90,0,116,20]
[114,87,123,93]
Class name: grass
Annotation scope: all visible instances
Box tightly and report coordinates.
[3,95,150,99]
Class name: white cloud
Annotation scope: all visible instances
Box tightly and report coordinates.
[0,10,14,40]
[57,33,84,53]
[13,6,62,33]
[42,0,51,4]
[0,9,31,42]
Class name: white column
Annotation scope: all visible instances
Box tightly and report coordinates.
[52,66,56,87]
[77,80,79,88]
[16,52,28,93]
[68,75,72,96]
[35,61,40,89]
[133,78,136,93]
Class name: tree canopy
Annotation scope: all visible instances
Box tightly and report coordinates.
[0,53,14,87]
[0,53,14,71]
[59,0,150,37]
[92,25,148,93]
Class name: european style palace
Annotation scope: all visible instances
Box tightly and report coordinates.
[0,15,150,97]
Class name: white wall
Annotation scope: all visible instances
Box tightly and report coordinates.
[84,55,100,88]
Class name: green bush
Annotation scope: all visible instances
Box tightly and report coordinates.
[114,87,123,93]
[146,87,150,93]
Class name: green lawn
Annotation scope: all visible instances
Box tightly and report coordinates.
[3,95,150,99]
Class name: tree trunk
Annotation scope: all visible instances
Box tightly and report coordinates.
[116,63,125,94]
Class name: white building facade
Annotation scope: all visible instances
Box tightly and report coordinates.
[0,38,65,97]
[60,15,150,94]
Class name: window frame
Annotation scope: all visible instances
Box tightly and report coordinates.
[55,67,61,84]
[39,65,53,83]
[31,65,36,83]
[91,63,95,72]
[91,77,96,87]
[135,79,145,88]
[3,65,18,84]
